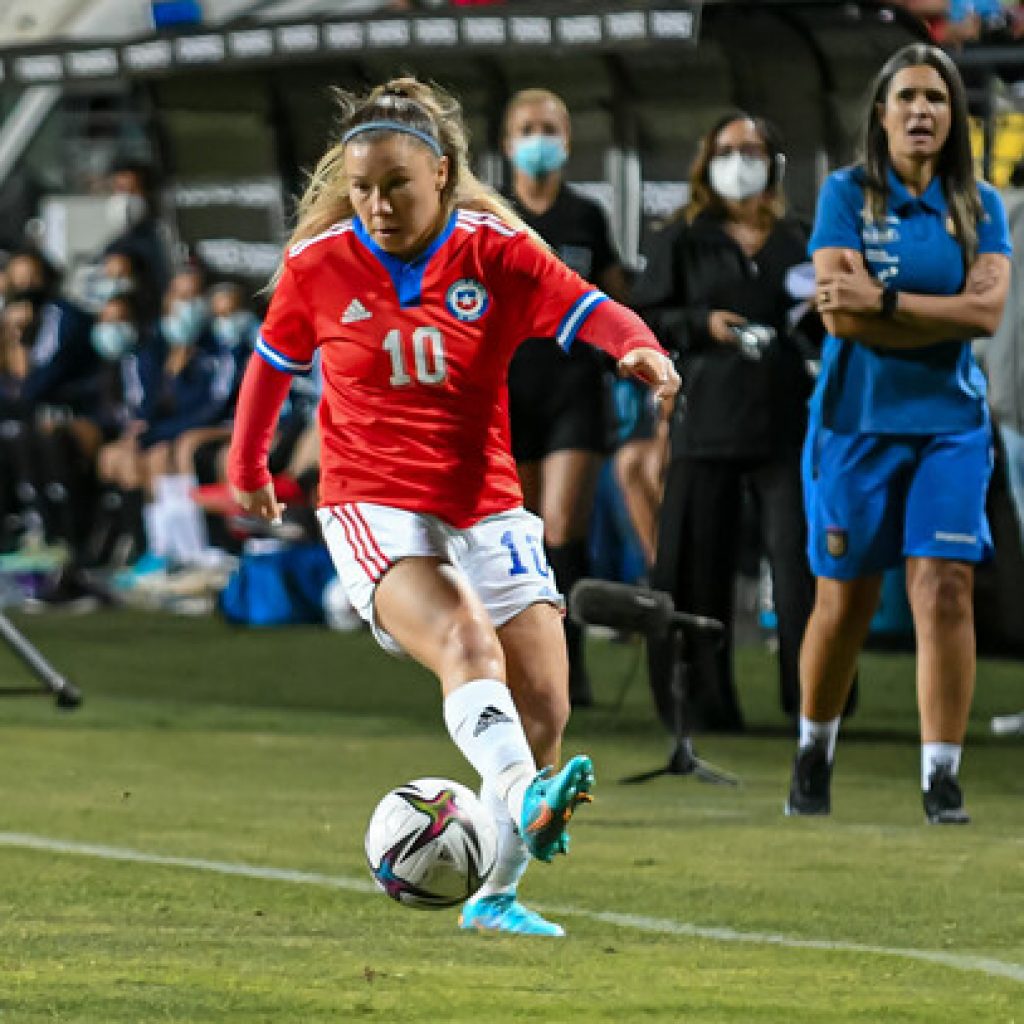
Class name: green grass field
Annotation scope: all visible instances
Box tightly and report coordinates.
[1,608,1022,1023]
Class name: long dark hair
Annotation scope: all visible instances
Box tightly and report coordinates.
[684,111,786,224]
[862,43,981,266]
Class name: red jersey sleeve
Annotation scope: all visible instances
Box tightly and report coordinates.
[255,255,317,374]
[501,232,663,360]
[227,355,293,493]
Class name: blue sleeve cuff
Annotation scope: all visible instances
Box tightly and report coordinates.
[556,291,608,351]
[256,335,314,375]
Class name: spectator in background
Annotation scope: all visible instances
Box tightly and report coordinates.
[171,281,257,494]
[87,246,160,324]
[633,113,817,733]
[908,0,1024,45]
[787,44,1010,824]
[102,157,173,299]
[503,87,630,708]
[119,266,236,581]
[0,248,98,555]
[86,292,151,569]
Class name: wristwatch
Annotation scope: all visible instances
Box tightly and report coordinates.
[879,285,899,319]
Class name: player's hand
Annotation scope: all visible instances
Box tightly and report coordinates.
[231,481,286,525]
[617,348,681,403]
[817,251,883,315]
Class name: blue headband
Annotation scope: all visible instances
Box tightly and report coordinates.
[341,120,443,158]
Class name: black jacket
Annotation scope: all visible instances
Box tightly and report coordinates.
[632,210,816,460]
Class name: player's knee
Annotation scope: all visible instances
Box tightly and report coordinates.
[440,613,504,679]
[543,511,585,547]
[813,584,875,637]
[909,564,972,625]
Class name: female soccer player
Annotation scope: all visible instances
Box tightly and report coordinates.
[227,78,678,935]
[786,44,1011,823]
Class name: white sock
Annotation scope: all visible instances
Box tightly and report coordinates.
[471,780,529,902]
[922,742,961,790]
[154,475,177,503]
[799,715,841,762]
[141,502,170,559]
[161,474,209,565]
[443,679,536,825]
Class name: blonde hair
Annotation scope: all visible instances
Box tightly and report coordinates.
[280,77,533,280]
[503,88,571,139]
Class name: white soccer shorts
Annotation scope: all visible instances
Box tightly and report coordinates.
[317,502,563,654]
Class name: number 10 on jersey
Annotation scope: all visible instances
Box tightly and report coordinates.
[383,327,447,386]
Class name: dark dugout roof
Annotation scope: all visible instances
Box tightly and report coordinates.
[0,2,936,89]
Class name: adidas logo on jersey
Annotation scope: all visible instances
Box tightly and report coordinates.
[341,298,372,324]
[473,705,513,737]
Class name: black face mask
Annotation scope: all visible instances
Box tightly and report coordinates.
[8,287,50,312]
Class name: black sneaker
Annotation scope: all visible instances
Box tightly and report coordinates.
[923,765,970,825]
[784,744,832,816]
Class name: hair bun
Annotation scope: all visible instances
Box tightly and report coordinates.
[381,80,415,100]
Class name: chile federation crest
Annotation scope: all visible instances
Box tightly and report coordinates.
[445,278,489,322]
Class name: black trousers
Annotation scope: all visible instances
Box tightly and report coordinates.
[646,452,813,731]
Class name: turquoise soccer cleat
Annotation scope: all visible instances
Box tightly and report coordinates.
[458,893,564,937]
[519,754,595,863]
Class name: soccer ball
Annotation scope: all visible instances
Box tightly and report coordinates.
[364,777,498,910]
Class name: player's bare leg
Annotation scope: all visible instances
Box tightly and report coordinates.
[539,449,601,707]
[786,575,881,816]
[375,559,576,935]
[907,556,974,823]
[458,600,592,935]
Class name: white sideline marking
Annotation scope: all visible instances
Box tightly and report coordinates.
[1,831,1022,984]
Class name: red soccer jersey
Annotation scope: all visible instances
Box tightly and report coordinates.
[257,209,630,528]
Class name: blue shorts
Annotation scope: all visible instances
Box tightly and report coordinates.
[802,422,994,579]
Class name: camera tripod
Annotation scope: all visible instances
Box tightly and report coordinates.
[0,610,82,708]
[621,624,737,786]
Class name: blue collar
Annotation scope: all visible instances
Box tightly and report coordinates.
[352,210,458,307]
[887,167,948,215]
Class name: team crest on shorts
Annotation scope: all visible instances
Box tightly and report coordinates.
[446,278,489,322]
[826,527,848,558]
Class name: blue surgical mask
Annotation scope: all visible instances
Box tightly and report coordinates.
[91,320,138,361]
[212,310,258,350]
[511,135,567,179]
[93,275,136,304]
[161,297,208,348]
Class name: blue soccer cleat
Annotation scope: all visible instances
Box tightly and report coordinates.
[520,754,594,863]
[458,893,564,937]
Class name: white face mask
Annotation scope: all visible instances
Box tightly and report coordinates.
[708,153,770,201]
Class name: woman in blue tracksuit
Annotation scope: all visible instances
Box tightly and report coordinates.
[785,44,1012,824]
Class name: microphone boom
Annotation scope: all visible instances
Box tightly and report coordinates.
[568,579,723,640]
